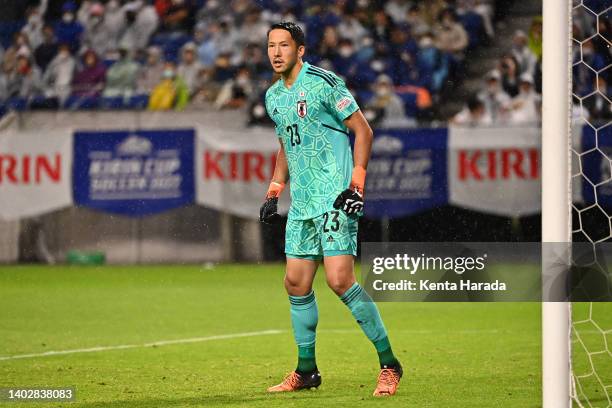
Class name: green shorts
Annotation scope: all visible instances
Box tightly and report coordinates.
[285,209,359,260]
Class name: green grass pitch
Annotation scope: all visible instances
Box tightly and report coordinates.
[0,264,545,407]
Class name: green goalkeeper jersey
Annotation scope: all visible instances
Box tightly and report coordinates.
[265,62,360,220]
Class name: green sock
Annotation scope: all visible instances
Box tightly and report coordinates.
[289,291,318,374]
[297,345,317,374]
[374,336,399,368]
[340,282,399,368]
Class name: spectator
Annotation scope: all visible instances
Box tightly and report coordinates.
[477,70,511,123]
[216,20,240,55]
[118,2,159,53]
[317,26,340,62]
[370,10,395,44]
[240,43,268,79]
[333,38,358,79]
[213,65,253,109]
[77,0,94,25]
[337,12,368,45]
[583,76,612,123]
[457,0,494,39]
[366,74,413,128]
[137,46,164,94]
[103,47,140,98]
[177,42,203,95]
[508,74,540,124]
[405,5,430,37]
[72,49,106,97]
[385,0,412,24]
[4,53,44,100]
[451,94,492,126]
[416,31,449,93]
[237,8,268,49]
[21,7,44,50]
[155,0,195,33]
[388,24,420,86]
[434,8,469,60]
[103,0,126,50]
[498,54,519,97]
[510,30,537,75]
[43,43,76,103]
[54,2,84,53]
[197,22,220,68]
[83,2,112,58]
[528,17,542,61]
[35,25,59,73]
[574,39,606,97]
[148,61,189,110]
[4,32,32,75]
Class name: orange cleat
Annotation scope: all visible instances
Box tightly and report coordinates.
[267,370,321,392]
[373,364,403,397]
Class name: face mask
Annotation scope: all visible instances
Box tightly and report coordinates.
[487,84,498,93]
[583,47,594,57]
[419,37,433,48]
[370,60,384,72]
[339,47,353,58]
[107,1,119,11]
[163,69,175,79]
[236,76,249,86]
[63,13,74,23]
[28,15,40,26]
[376,85,391,96]
[91,16,102,25]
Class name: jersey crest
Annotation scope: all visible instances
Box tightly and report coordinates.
[297,100,307,118]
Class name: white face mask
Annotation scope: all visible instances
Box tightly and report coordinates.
[370,60,384,72]
[339,47,353,58]
[163,69,175,79]
[419,37,433,48]
[376,85,391,96]
[28,14,40,26]
[107,1,119,11]
[236,76,249,86]
[63,13,74,23]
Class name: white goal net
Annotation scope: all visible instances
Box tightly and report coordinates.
[570,1,612,406]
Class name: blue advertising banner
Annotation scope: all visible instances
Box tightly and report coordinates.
[581,125,612,208]
[73,129,195,216]
[365,128,448,218]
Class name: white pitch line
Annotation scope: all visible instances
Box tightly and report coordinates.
[0,330,285,361]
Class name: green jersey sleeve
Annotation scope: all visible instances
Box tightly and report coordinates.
[322,75,360,123]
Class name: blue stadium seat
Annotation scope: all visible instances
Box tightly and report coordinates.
[100,96,125,109]
[6,97,27,111]
[64,95,100,110]
[127,94,149,109]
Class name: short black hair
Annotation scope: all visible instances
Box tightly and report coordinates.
[467,95,484,112]
[267,22,305,48]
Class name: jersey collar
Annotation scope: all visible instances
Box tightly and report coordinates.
[282,61,309,91]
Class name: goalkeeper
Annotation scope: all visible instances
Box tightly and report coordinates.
[260,22,403,397]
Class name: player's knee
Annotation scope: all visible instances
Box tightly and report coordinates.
[326,276,354,296]
[284,275,311,296]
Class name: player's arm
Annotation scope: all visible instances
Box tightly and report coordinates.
[343,109,373,194]
[333,110,372,215]
[260,139,287,224]
[270,140,289,188]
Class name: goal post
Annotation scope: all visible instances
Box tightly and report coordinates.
[541,0,572,407]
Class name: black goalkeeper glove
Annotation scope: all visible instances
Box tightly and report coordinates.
[333,187,364,215]
[259,197,282,224]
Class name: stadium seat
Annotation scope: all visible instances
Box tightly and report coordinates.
[127,95,149,109]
